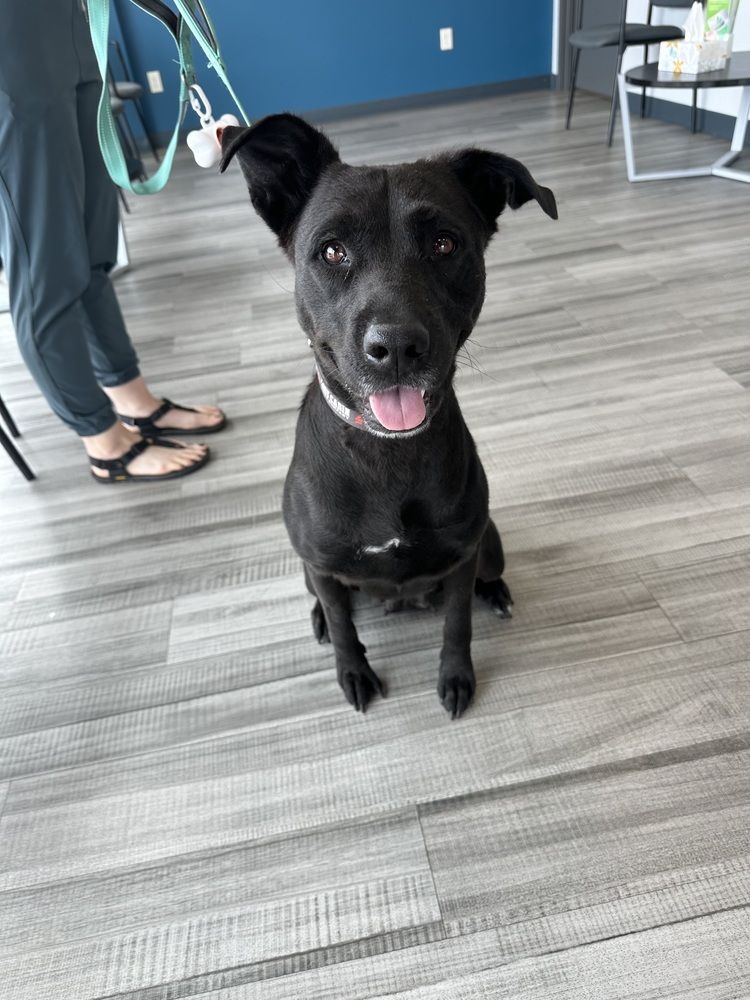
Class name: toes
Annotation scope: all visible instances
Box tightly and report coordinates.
[496,578,513,611]
[160,448,203,473]
[126,441,207,476]
[154,404,224,432]
[438,671,476,719]
[475,578,513,618]
[162,438,207,451]
[195,405,225,425]
[339,664,385,712]
[490,597,513,619]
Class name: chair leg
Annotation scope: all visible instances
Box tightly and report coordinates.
[115,115,147,182]
[607,50,625,147]
[116,113,139,164]
[0,395,20,437]
[565,48,581,130]
[0,424,35,481]
[132,98,161,163]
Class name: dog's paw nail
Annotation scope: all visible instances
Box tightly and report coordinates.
[492,605,512,619]
[476,578,513,620]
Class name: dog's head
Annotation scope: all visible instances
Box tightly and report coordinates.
[221,113,556,438]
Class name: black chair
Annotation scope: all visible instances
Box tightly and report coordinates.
[566,0,685,146]
[642,1,697,131]
[0,395,35,481]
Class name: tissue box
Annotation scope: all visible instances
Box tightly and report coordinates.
[658,38,727,73]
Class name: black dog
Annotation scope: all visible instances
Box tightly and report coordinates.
[221,114,556,718]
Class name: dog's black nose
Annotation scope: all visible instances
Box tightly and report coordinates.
[363,324,429,373]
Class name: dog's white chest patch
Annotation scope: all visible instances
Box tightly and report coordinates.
[361,537,402,555]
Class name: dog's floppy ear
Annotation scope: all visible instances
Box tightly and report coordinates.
[220,113,341,248]
[442,149,557,234]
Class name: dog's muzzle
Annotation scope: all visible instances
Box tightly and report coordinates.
[316,366,431,437]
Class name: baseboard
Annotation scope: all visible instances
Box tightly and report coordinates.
[627,91,750,148]
[298,76,555,124]
[138,75,555,150]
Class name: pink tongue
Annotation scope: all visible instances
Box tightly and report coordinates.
[369,387,426,431]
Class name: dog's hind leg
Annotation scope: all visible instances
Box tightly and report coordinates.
[306,564,385,712]
[474,518,513,618]
[304,563,330,642]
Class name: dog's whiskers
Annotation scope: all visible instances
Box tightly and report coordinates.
[457,344,500,385]
[262,266,294,295]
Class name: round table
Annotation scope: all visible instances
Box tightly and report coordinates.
[617,51,750,183]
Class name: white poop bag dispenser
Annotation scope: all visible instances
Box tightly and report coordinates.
[186,84,239,168]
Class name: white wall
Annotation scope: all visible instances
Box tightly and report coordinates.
[622,0,750,116]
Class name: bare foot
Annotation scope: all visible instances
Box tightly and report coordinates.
[84,422,208,480]
[101,376,225,433]
[147,401,225,433]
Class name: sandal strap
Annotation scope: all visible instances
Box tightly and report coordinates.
[88,437,153,474]
[117,397,198,433]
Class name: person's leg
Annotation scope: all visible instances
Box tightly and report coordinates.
[0,0,215,477]
[73,10,224,435]
[0,0,119,439]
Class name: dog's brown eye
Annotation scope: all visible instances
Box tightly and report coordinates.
[434,234,456,256]
[322,241,347,265]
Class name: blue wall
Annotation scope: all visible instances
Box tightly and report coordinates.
[113,0,553,135]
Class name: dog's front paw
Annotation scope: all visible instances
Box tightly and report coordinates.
[438,664,476,720]
[475,577,513,618]
[338,661,385,713]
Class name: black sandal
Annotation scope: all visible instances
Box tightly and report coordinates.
[89,437,210,483]
[116,397,227,437]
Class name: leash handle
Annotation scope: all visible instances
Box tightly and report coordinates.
[85,0,248,194]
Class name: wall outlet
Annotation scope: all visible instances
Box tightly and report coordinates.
[439,27,453,51]
[146,70,164,94]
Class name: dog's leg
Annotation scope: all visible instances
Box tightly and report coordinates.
[304,564,330,642]
[438,550,480,719]
[474,518,513,618]
[310,599,329,644]
[306,565,385,712]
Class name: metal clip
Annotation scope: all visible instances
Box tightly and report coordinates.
[188,84,215,129]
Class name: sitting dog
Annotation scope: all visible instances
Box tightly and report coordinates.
[220,114,556,717]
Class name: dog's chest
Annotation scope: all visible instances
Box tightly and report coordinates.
[355,509,416,568]
[283,402,489,589]
[361,536,403,556]
[342,511,474,591]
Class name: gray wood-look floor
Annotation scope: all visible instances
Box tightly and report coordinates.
[2,88,750,998]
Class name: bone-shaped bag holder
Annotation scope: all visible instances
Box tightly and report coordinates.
[186,85,239,168]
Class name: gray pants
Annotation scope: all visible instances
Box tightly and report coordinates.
[0,0,140,437]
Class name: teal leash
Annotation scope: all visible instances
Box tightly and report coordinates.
[170,0,248,122]
[85,0,248,194]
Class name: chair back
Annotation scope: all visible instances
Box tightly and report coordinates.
[573,0,628,31]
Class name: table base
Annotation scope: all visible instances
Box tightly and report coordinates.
[617,74,750,183]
